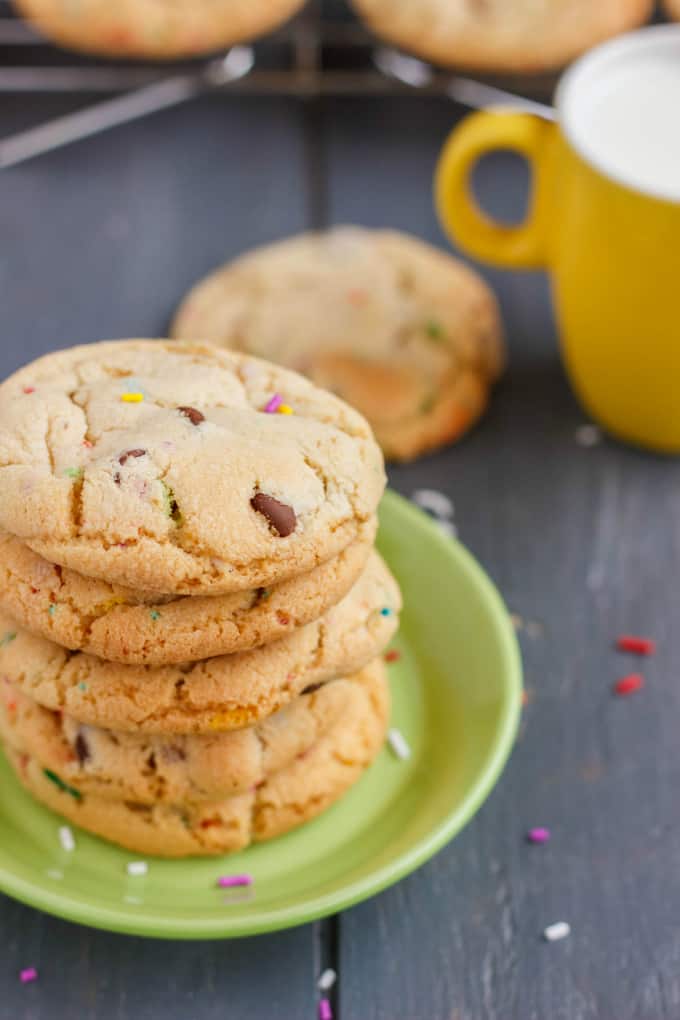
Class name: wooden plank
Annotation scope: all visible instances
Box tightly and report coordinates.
[0,92,318,1020]
[325,96,680,1020]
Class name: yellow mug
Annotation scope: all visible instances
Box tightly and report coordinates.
[435,25,680,452]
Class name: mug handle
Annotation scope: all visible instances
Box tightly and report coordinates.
[435,111,554,269]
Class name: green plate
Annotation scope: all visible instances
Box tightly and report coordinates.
[0,490,521,938]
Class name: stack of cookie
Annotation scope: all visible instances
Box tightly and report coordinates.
[0,340,400,856]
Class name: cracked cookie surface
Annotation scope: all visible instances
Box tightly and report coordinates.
[172,228,505,461]
[0,551,400,733]
[0,340,385,593]
[2,658,389,856]
[0,664,381,805]
[13,0,306,59]
[0,521,375,665]
[349,0,653,72]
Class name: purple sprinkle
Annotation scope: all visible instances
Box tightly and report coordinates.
[527,827,551,844]
[264,393,283,414]
[217,874,253,888]
[319,1000,333,1020]
[20,968,38,984]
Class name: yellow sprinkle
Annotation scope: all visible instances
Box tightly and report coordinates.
[278,404,293,415]
[121,393,144,403]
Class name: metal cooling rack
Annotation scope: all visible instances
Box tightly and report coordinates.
[0,0,558,98]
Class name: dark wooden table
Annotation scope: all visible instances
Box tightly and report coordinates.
[2,81,680,1020]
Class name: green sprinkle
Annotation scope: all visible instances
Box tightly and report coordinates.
[380,607,393,617]
[63,467,83,479]
[150,610,161,621]
[425,319,445,342]
[78,682,88,692]
[258,588,271,601]
[43,769,82,800]
[419,393,436,414]
[160,481,183,525]
[48,603,56,616]
[0,632,16,647]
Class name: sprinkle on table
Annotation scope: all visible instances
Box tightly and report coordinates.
[543,921,571,942]
[527,827,550,845]
[411,488,454,520]
[58,825,75,852]
[575,423,601,447]
[127,860,148,877]
[318,969,337,991]
[319,999,333,1020]
[616,635,656,656]
[614,673,645,696]
[387,728,411,761]
[121,392,144,403]
[19,968,38,984]
[217,874,253,888]
[264,393,283,414]
[384,649,401,663]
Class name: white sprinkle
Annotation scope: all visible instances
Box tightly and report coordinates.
[436,519,458,539]
[387,728,411,761]
[127,860,148,877]
[543,921,571,942]
[318,969,337,991]
[411,488,454,520]
[58,825,75,852]
[575,424,601,447]
[46,869,63,881]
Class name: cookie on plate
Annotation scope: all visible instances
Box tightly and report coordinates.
[172,228,504,461]
[0,340,384,593]
[13,0,306,60]
[0,551,401,733]
[0,522,375,665]
[0,664,382,804]
[2,658,389,856]
[349,0,653,72]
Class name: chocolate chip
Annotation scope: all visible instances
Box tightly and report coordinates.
[250,493,296,537]
[113,472,121,486]
[74,731,90,765]
[119,448,146,465]
[177,406,204,426]
[301,682,323,695]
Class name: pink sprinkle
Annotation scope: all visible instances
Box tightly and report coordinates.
[82,439,93,448]
[264,393,283,414]
[20,968,38,984]
[22,386,35,395]
[217,874,252,888]
[319,1000,333,1020]
[527,827,551,844]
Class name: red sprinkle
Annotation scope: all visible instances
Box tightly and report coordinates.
[614,673,645,696]
[616,635,656,656]
[22,386,35,395]
[384,649,401,663]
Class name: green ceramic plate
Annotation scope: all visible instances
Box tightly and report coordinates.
[0,490,521,939]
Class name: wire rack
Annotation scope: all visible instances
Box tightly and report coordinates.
[0,0,559,99]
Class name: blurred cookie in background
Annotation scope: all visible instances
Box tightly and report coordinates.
[349,0,654,73]
[12,0,307,60]
[172,227,504,462]
[663,0,680,19]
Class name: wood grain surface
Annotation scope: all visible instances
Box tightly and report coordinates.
[1,55,679,1020]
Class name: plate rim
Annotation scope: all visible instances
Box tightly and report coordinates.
[0,489,522,939]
